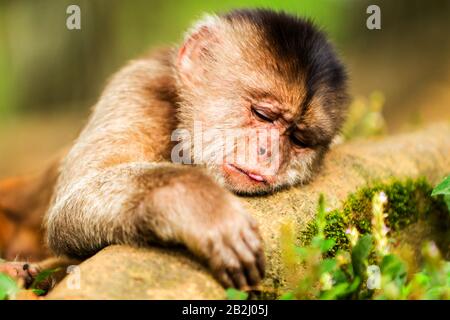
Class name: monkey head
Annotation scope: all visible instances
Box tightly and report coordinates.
[175,9,348,195]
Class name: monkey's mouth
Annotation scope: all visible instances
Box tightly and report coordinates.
[223,163,267,183]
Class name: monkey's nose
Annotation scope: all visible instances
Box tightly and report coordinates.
[259,147,266,155]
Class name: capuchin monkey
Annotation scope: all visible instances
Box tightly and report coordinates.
[0,9,348,290]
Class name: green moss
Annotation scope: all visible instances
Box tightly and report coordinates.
[323,210,350,256]
[302,177,450,256]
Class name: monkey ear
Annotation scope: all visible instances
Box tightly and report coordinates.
[177,17,220,86]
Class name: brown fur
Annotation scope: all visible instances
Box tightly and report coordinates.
[0,157,61,261]
[0,10,348,289]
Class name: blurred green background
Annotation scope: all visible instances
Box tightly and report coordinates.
[0,0,449,177]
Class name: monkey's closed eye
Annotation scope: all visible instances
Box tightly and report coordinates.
[290,134,310,149]
[251,106,275,123]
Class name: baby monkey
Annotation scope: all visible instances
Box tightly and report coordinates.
[2,9,348,289]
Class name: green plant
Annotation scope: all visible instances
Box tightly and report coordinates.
[30,267,61,296]
[226,288,249,300]
[0,273,19,300]
[432,175,450,211]
[0,267,60,300]
[280,194,368,299]
[302,178,449,257]
[279,192,449,300]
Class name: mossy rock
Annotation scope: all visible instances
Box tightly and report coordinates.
[302,178,449,259]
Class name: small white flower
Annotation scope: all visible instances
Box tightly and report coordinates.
[346,226,359,247]
[372,192,390,256]
[320,272,334,290]
[427,242,439,258]
[378,191,388,204]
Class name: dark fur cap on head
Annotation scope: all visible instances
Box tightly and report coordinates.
[223,8,348,115]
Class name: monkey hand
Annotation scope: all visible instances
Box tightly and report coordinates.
[0,261,41,288]
[184,195,265,290]
[148,171,265,290]
[199,196,265,290]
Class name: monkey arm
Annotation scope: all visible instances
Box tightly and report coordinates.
[45,56,184,257]
[46,162,211,257]
[46,160,264,288]
[45,57,264,288]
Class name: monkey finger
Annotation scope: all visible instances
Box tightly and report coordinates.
[241,226,262,253]
[244,214,259,230]
[243,260,261,287]
[227,237,261,286]
[211,239,247,289]
[220,245,248,289]
[208,252,235,289]
[0,261,38,281]
[255,249,266,279]
[241,228,265,278]
[214,267,234,289]
[226,267,248,290]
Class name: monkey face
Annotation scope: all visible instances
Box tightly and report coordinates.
[183,89,336,195]
[175,10,348,195]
